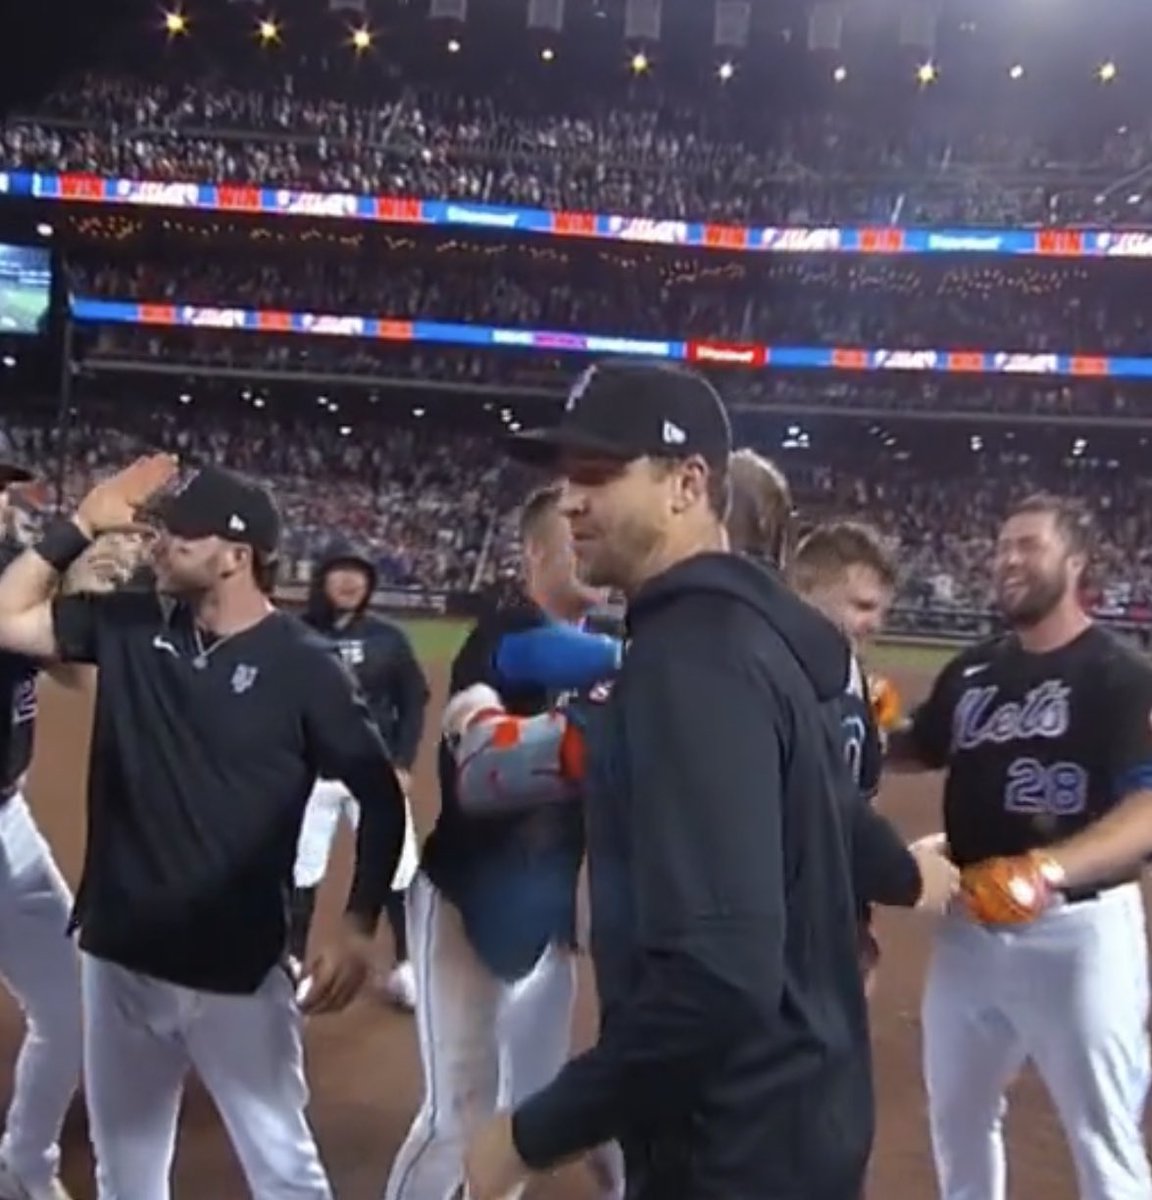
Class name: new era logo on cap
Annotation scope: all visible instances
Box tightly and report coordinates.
[228,514,247,534]
[507,359,731,468]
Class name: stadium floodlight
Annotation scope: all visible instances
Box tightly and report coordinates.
[718,61,735,82]
[630,51,649,74]
[447,38,461,53]
[350,26,372,50]
[1098,60,1117,82]
[163,9,188,35]
[540,47,555,62]
[1008,63,1024,81]
[915,61,937,86]
[832,65,847,83]
[257,18,279,43]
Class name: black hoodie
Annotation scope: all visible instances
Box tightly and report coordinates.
[304,552,430,769]
[513,552,874,1200]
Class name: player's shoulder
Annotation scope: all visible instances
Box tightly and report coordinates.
[937,634,1014,684]
[450,602,544,688]
[278,612,344,661]
[1081,625,1152,691]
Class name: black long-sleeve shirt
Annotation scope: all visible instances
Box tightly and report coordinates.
[513,553,873,1199]
[51,592,405,992]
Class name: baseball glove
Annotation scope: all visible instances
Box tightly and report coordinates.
[959,851,1064,925]
[867,673,902,732]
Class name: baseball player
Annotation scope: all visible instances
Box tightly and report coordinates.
[464,362,876,1200]
[0,441,83,1200]
[385,483,623,1200]
[886,492,1152,1200]
[290,546,428,1010]
[0,457,409,1200]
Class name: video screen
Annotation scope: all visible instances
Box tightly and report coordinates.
[0,244,51,335]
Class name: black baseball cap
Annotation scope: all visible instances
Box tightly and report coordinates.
[150,465,281,555]
[506,359,732,469]
[0,430,32,485]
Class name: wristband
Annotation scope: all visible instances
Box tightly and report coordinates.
[34,519,92,574]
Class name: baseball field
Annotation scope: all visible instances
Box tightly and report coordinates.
[9,622,1137,1197]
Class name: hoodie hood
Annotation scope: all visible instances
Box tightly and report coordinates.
[304,546,379,629]
[627,551,850,702]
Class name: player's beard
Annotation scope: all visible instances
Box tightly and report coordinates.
[996,566,1068,628]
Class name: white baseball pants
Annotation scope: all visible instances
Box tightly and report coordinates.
[294,778,418,892]
[81,954,333,1200]
[0,791,82,1191]
[923,883,1152,1200]
[384,870,578,1200]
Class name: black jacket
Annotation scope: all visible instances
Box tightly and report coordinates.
[513,552,874,1200]
[303,551,429,769]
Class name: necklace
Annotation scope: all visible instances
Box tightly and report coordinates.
[192,626,239,670]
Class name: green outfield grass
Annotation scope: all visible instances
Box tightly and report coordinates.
[401,618,959,676]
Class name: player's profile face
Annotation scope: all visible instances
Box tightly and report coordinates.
[993,510,1079,627]
[558,454,668,591]
[803,564,892,648]
[153,532,232,596]
[523,507,606,612]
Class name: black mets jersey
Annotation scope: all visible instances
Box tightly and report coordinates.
[907,624,1152,869]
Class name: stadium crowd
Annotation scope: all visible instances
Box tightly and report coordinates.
[4,67,1152,227]
[5,399,1151,622]
[69,225,1152,355]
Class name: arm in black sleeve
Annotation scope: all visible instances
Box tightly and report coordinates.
[386,627,430,770]
[852,803,922,907]
[512,647,784,1168]
[886,658,959,772]
[301,645,407,934]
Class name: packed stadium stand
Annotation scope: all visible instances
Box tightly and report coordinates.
[3,0,1152,637]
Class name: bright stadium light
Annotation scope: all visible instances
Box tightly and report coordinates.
[447,38,461,53]
[1098,60,1117,82]
[162,9,188,35]
[916,61,938,86]
[630,51,650,74]
[257,18,279,43]
[1008,63,1024,81]
[832,65,847,83]
[350,26,372,51]
[718,61,735,82]
[540,47,555,62]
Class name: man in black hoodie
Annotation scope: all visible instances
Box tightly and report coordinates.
[465,361,875,1200]
[290,548,429,1008]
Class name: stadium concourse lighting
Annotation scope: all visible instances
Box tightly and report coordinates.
[447,38,462,53]
[718,61,735,81]
[832,65,847,82]
[350,26,372,51]
[1008,63,1024,80]
[916,61,937,86]
[540,47,555,62]
[162,9,187,36]
[630,51,649,74]
[257,18,279,44]
[1098,60,1117,82]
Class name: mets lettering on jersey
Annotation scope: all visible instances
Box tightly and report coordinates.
[12,677,35,726]
[952,680,1070,750]
[337,639,365,668]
